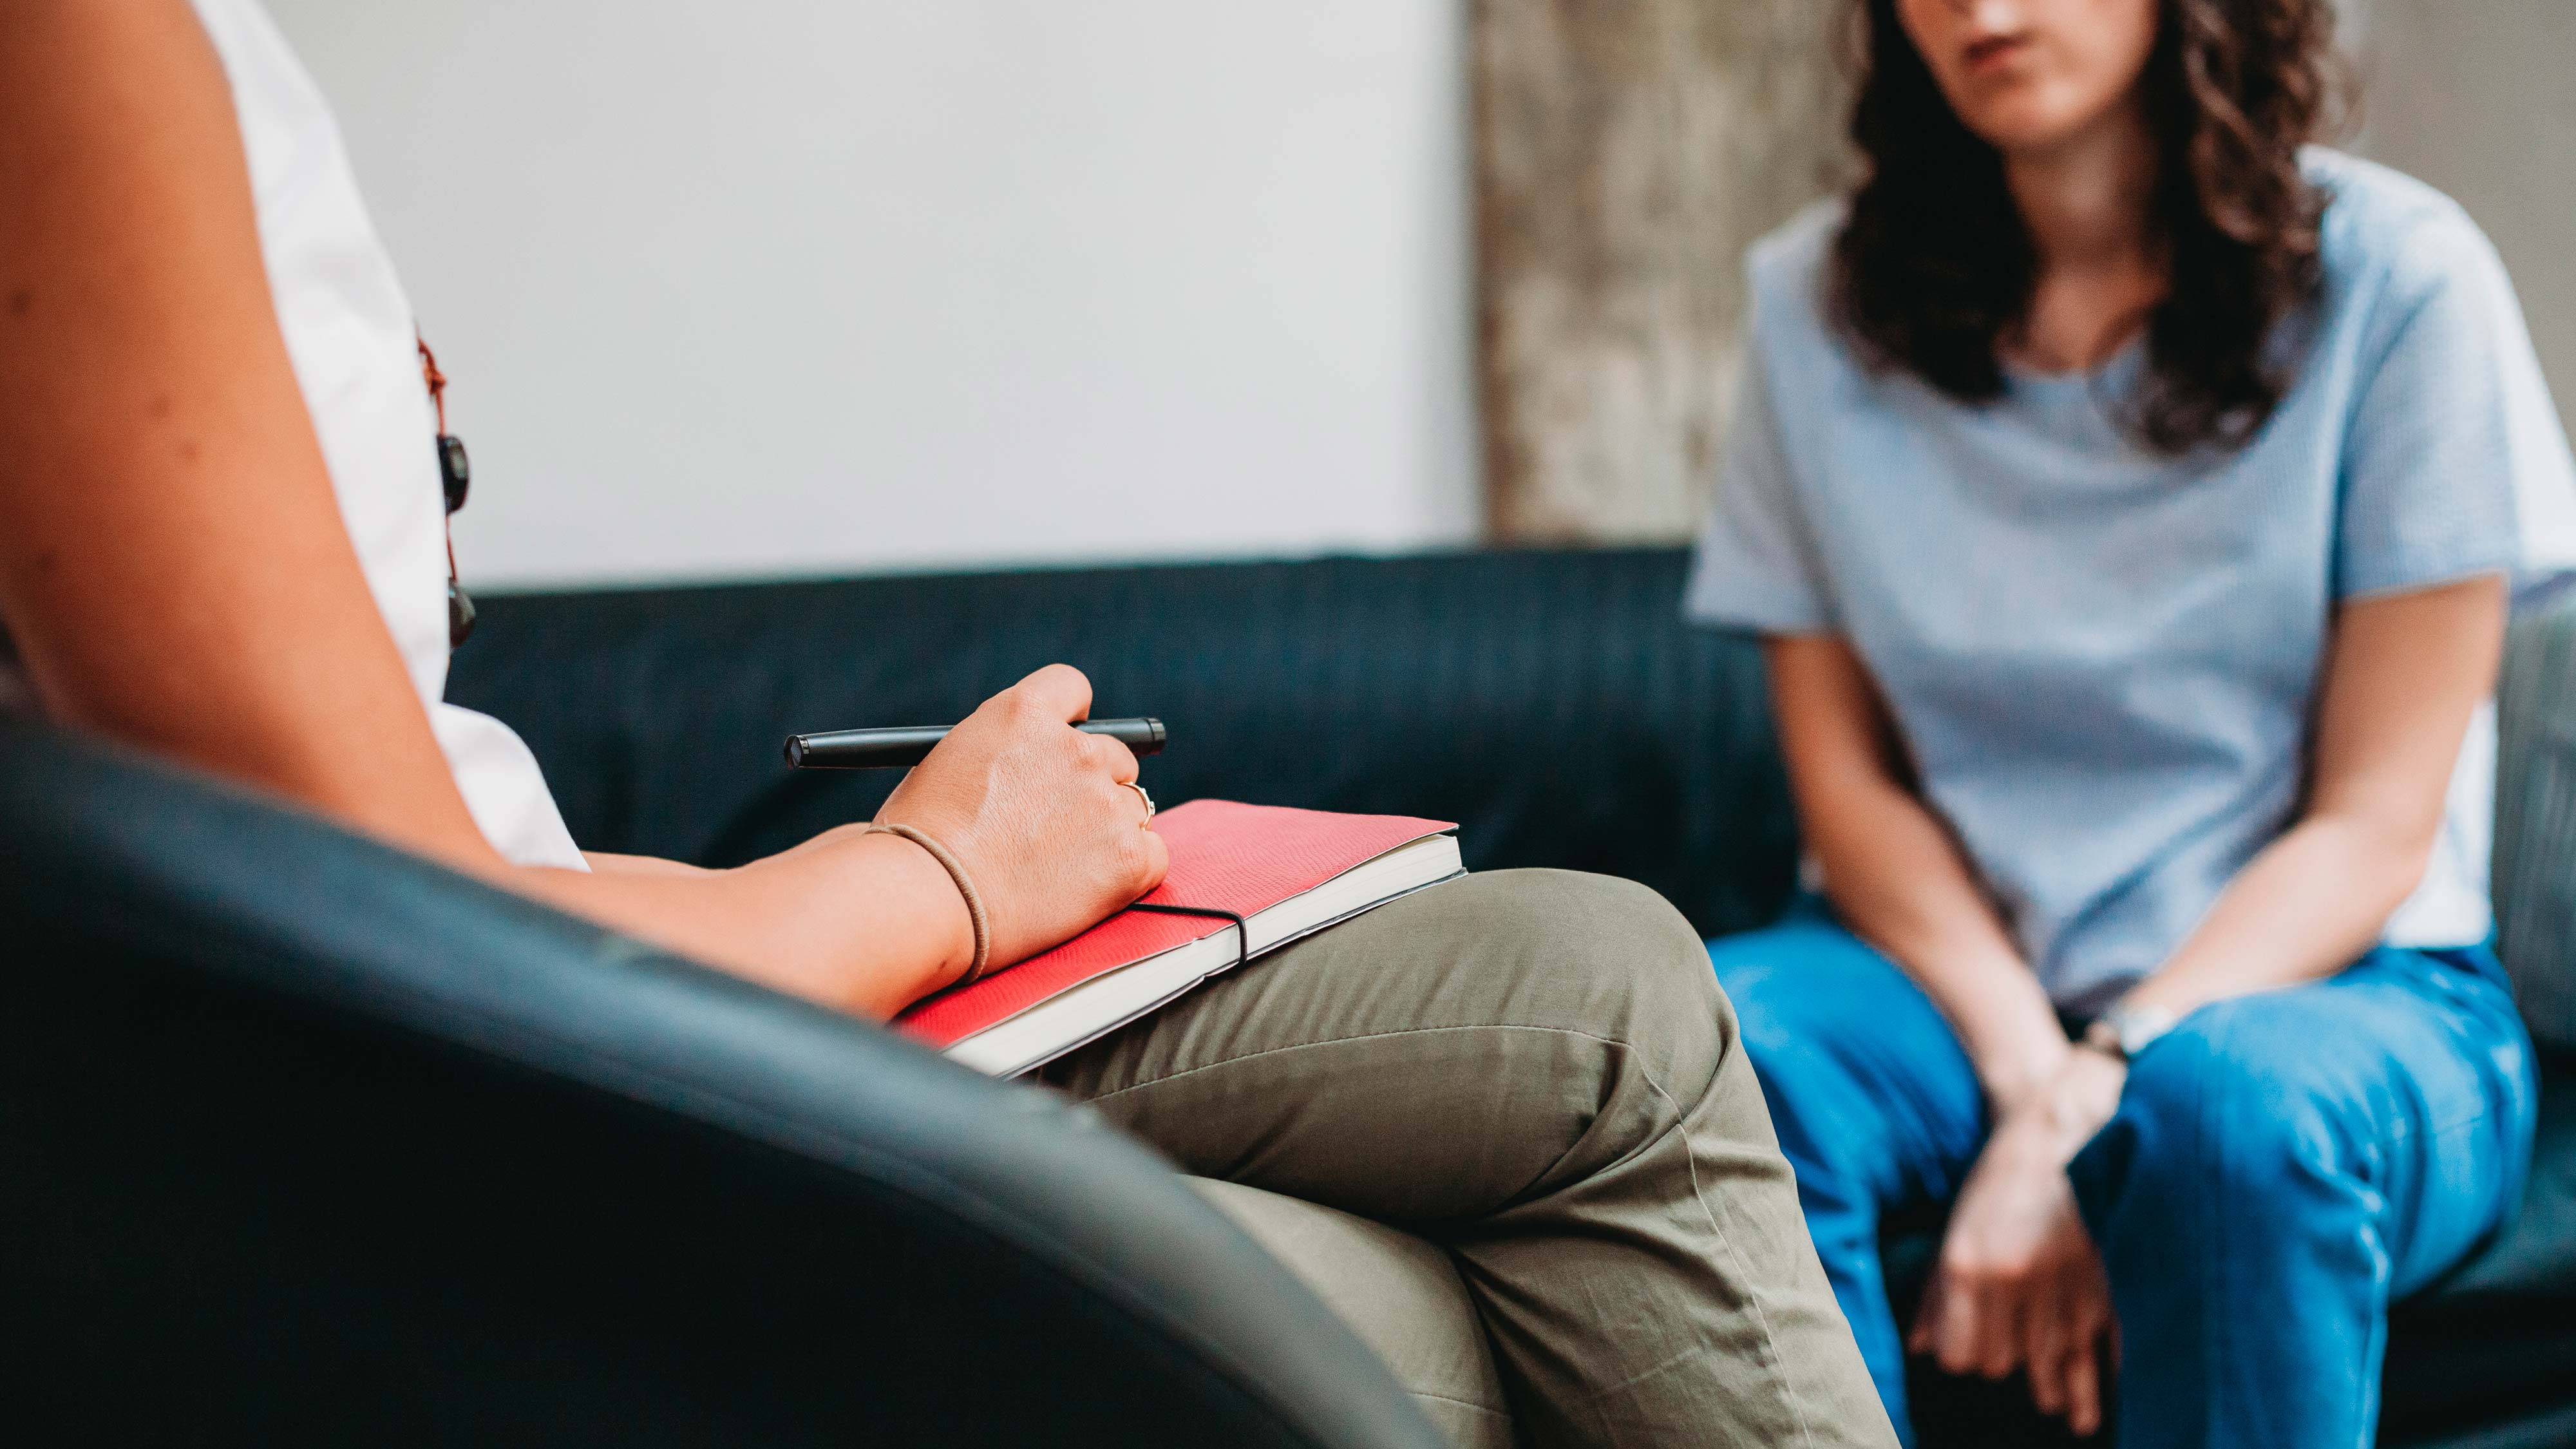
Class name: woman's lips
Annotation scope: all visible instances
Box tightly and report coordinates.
[1964,34,2031,73]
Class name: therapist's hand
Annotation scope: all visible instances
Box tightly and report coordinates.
[876,664,1169,973]
[1913,1048,2125,1437]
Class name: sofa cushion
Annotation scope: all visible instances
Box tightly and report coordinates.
[2376,1048,2576,1447]
[2497,598,2576,1052]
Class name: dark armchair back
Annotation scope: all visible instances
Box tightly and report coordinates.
[0,724,1441,1448]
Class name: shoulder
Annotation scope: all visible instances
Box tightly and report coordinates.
[1741,199,1855,364]
[2306,149,2514,328]
[1745,199,1844,294]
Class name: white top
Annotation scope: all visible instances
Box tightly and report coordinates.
[0,0,584,868]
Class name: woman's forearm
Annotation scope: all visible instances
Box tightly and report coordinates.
[1808,775,2070,1108]
[582,851,712,877]
[1767,634,2069,1109]
[503,827,974,1019]
[2125,578,2503,1019]
[2123,811,2427,1018]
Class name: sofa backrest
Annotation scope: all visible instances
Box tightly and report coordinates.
[450,547,2576,1048]
[448,547,1802,940]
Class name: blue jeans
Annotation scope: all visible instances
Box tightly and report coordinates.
[1708,899,2537,1449]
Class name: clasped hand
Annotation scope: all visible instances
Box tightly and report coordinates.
[1911,1047,2126,1437]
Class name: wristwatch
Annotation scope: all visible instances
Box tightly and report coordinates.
[2080,1001,2181,1063]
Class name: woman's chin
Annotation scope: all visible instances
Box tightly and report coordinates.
[1965,106,2121,162]
[1950,81,2143,164]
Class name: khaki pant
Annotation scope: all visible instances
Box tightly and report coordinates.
[1046,870,1896,1449]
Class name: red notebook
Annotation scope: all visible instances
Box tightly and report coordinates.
[897,800,1463,1077]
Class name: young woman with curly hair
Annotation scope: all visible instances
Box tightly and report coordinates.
[1689,0,2576,1444]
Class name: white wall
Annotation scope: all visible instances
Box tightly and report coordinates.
[265,1,2573,591]
[265,0,1481,590]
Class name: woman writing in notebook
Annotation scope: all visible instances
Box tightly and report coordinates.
[0,4,1895,1445]
[1690,0,2573,1444]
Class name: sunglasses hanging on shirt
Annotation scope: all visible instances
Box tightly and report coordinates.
[417,335,475,649]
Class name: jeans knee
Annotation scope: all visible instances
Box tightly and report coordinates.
[2088,1005,2351,1221]
[1704,947,1800,1086]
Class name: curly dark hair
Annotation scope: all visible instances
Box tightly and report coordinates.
[1832,0,2344,453]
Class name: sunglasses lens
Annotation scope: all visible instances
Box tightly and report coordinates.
[448,578,477,648]
[439,434,471,515]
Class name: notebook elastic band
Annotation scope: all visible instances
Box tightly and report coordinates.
[1126,902,1250,974]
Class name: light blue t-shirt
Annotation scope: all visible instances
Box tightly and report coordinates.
[1685,151,2576,1013]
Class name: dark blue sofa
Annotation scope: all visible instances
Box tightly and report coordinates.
[446,546,2576,1447]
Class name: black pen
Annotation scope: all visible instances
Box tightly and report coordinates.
[784,717,1167,770]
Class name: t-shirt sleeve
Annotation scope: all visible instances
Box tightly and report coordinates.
[431,702,591,871]
[2338,207,2576,610]
[1684,351,1837,633]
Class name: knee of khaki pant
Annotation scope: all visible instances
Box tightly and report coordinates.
[1441,869,1734,1117]
[1054,867,1752,1224]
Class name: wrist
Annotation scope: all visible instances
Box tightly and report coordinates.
[848,828,978,991]
[1953,967,2080,1116]
[1976,1034,2074,1118]
[2114,978,2200,1020]
[2012,1050,2126,1160]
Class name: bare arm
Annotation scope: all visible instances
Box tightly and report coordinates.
[1771,634,2112,1423]
[0,1,1163,1019]
[2122,575,2506,1016]
[1766,634,2071,1108]
[1894,577,2506,1419]
[585,853,714,876]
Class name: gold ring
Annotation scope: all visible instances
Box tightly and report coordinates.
[1123,779,1155,826]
